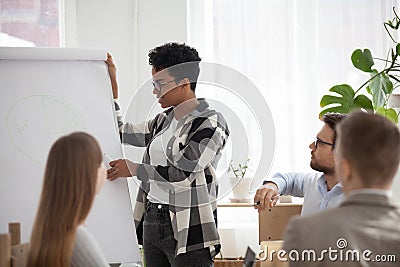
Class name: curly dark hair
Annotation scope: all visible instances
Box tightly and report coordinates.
[148,42,201,91]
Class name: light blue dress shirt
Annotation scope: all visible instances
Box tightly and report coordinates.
[266,172,345,216]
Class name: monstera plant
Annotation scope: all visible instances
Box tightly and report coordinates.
[320,7,400,123]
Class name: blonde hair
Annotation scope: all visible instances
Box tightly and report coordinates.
[27,132,102,267]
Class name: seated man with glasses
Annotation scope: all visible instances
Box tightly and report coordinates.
[283,111,400,266]
[254,113,346,216]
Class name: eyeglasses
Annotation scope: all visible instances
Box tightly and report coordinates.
[314,137,334,149]
[152,79,177,93]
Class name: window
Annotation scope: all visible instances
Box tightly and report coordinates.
[0,0,60,47]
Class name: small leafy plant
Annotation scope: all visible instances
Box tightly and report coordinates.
[229,159,250,179]
[320,7,400,123]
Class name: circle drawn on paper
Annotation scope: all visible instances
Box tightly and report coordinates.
[6,95,86,164]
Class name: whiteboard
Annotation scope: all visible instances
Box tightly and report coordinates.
[0,47,140,264]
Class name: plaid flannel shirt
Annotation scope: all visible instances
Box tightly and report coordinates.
[115,98,230,256]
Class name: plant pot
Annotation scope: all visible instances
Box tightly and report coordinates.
[229,177,252,202]
[389,94,400,109]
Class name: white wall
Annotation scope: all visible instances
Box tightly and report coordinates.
[64,0,187,112]
[64,0,137,111]
[136,0,188,92]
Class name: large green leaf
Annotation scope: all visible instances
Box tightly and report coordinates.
[353,94,373,112]
[379,72,394,94]
[376,107,398,123]
[368,70,393,109]
[351,49,374,72]
[320,84,354,106]
[320,84,353,116]
[320,84,374,117]
[367,83,385,109]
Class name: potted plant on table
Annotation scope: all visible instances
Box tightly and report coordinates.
[229,159,252,203]
[320,7,400,122]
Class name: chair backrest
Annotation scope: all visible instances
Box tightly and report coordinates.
[0,223,29,267]
[258,204,302,242]
[260,241,288,267]
[0,234,11,267]
[11,243,30,267]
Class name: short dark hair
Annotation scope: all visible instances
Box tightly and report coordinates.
[148,42,201,91]
[337,111,400,186]
[322,113,347,147]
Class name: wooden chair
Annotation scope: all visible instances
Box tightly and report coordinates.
[258,204,302,267]
[258,203,302,242]
[0,223,29,267]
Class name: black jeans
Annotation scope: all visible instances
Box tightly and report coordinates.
[143,202,214,267]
